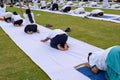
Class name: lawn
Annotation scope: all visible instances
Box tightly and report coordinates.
[0,29,50,80]
[0,6,120,80]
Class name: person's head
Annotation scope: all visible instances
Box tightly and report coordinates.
[13,12,18,15]
[0,3,4,8]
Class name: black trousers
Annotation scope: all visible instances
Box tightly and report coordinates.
[24,24,37,33]
[41,6,46,9]
[63,7,71,12]
[92,12,104,17]
[14,19,23,25]
[50,34,68,49]
[51,3,59,11]
[4,17,12,23]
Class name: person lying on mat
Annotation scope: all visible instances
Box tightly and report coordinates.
[48,2,59,11]
[60,4,71,13]
[12,12,23,26]
[88,9,104,17]
[19,2,39,34]
[33,0,39,9]
[3,12,13,23]
[41,28,71,51]
[86,46,120,80]
[69,7,85,14]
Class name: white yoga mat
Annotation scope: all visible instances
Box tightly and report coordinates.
[0,21,103,80]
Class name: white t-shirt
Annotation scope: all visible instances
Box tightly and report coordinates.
[3,12,13,18]
[12,15,23,22]
[0,4,6,14]
[73,7,85,14]
[23,13,35,24]
[47,29,67,39]
[89,46,114,71]
[66,1,73,5]
[89,2,97,7]
[41,1,46,7]
[33,0,39,9]
[111,4,120,8]
[61,5,70,10]
[79,2,86,7]
[91,9,103,14]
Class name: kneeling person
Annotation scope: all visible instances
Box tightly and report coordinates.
[41,29,69,51]
[12,12,23,26]
[89,9,104,17]
[24,24,39,34]
[86,46,120,80]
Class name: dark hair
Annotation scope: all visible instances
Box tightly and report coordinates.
[13,12,18,15]
[0,3,4,8]
[87,52,92,63]
[26,9,34,23]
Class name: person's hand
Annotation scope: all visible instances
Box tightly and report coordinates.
[84,63,90,68]
[41,40,45,42]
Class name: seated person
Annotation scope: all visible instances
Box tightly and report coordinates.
[12,12,23,26]
[40,0,46,9]
[41,29,69,51]
[48,3,59,11]
[3,12,13,22]
[111,4,120,8]
[89,9,104,17]
[33,0,39,9]
[69,7,85,14]
[60,4,71,13]
[85,46,120,80]
[0,2,6,15]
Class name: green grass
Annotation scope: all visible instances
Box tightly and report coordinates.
[32,8,120,49]
[0,6,120,80]
[0,29,50,80]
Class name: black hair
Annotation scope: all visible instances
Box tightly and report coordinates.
[87,52,92,63]
[0,3,4,8]
[26,9,34,23]
[13,12,18,15]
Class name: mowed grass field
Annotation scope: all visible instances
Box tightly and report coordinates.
[0,6,120,80]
